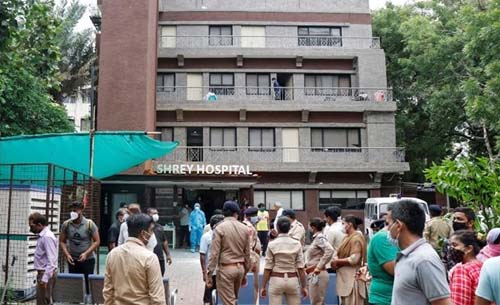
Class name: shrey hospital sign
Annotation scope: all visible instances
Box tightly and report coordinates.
[156,164,253,175]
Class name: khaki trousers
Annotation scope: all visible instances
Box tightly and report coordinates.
[309,270,329,305]
[36,271,56,305]
[216,264,245,305]
[268,276,301,305]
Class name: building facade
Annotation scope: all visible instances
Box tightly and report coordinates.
[97,0,408,238]
[63,87,91,132]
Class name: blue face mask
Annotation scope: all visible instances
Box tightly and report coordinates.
[250,216,259,225]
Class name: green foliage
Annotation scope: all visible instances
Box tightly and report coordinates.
[52,0,96,102]
[425,157,500,231]
[0,0,73,136]
[373,0,500,181]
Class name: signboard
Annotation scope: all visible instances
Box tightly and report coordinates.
[156,164,253,176]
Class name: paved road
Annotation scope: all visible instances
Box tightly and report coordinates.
[166,248,206,305]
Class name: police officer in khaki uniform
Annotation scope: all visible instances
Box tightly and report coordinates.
[243,207,262,305]
[261,216,308,305]
[207,201,251,305]
[282,209,306,247]
[305,218,334,305]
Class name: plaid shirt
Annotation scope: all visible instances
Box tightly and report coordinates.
[449,260,483,305]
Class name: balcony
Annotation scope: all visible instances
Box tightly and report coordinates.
[159,35,381,51]
[156,86,394,111]
[153,146,409,173]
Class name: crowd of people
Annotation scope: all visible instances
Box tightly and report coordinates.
[198,199,500,305]
[28,198,500,305]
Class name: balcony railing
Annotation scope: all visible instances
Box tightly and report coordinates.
[155,146,405,164]
[156,86,393,105]
[159,35,381,49]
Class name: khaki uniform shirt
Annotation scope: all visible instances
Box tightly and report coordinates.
[289,220,306,247]
[306,232,334,270]
[244,219,262,267]
[265,234,305,273]
[424,217,452,250]
[103,238,166,305]
[207,217,251,275]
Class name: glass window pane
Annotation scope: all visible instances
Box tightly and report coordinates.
[324,129,346,147]
[209,26,220,35]
[305,75,316,88]
[311,129,323,147]
[331,27,341,36]
[319,191,331,198]
[254,191,265,208]
[332,190,356,198]
[247,74,257,86]
[357,190,369,199]
[348,129,360,147]
[291,191,303,210]
[156,75,163,87]
[339,75,351,88]
[258,74,270,87]
[262,129,274,147]
[223,128,236,146]
[161,128,173,142]
[210,74,221,85]
[222,74,234,86]
[310,27,330,35]
[266,191,291,209]
[211,128,223,146]
[298,27,309,35]
[320,75,334,87]
[249,129,261,147]
[221,26,232,35]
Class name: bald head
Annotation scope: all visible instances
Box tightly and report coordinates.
[273,202,282,210]
[128,203,141,215]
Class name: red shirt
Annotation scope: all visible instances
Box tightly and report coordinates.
[449,260,483,305]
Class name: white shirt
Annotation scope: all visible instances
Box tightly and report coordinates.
[273,208,284,230]
[118,222,157,251]
[324,221,345,257]
[199,230,216,275]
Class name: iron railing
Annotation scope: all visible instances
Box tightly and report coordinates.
[156,86,393,104]
[159,35,381,49]
[154,146,406,164]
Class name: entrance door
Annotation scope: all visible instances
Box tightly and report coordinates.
[111,193,137,217]
[187,73,203,101]
[282,128,299,162]
[187,127,203,161]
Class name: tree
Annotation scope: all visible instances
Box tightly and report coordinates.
[51,0,96,103]
[425,157,500,232]
[0,0,73,136]
[373,0,500,181]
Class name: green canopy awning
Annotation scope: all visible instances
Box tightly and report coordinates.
[0,131,178,179]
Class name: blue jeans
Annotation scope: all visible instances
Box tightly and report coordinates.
[190,228,203,250]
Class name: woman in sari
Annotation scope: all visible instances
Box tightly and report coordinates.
[331,215,367,305]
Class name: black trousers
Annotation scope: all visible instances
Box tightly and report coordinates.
[159,259,166,277]
[179,225,190,248]
[257,230,269,255]
[203,275,217,304]
[68,258,95,294]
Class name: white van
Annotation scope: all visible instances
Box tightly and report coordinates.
[364,197,430,238]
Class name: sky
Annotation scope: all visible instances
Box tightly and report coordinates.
[74,0,414,32]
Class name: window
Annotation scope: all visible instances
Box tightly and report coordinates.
[209,26,233,46]
[298,26,342,47]
[246,74,270,95]
[249,128,275,151]
[157,73,175,92]
[311,128,361,151]
[210,128,236,150]
[160,26,176,48]
[158,128,174,142]
[319,190,368,210]
[304,74,351,96]
[209,73,234,95]
[254,190,304,210]
[80,118,90,131]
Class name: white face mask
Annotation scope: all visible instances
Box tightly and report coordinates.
[152,214,159,222]
[70,212,79,221]
[123,213,129,221]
